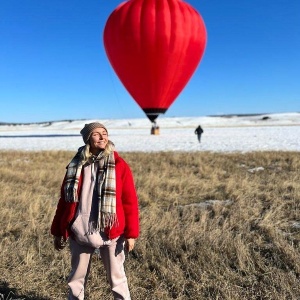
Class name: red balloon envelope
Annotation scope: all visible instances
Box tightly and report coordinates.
[103,0,207,122]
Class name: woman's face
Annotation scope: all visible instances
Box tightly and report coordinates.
[89,127,108,153]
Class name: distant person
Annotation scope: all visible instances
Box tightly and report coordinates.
[195,125,204,143]
[51,122,139,300]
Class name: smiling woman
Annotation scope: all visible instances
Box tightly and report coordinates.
[79,122,110,157]
[88,128,109,154]
[50,122,140,300]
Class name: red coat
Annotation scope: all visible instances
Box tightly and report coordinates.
[51,151,139,240]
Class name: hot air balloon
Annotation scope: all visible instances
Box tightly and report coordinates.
[103,0,207,127]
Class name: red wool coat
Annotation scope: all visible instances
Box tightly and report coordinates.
[51,151,139,240]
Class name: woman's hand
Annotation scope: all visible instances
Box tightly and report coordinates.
[54,236,67,251]
[125,238,135,252]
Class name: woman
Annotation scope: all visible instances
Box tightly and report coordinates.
[51,122,139,300]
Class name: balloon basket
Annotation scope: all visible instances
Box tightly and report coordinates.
[151,127,160,135]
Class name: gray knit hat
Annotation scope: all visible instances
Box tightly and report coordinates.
[80,122,108,144]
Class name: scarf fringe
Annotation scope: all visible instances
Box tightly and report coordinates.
[101,213,119,229]
[87,213,119,234]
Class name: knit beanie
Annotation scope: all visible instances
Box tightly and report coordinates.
[80,122,108,144]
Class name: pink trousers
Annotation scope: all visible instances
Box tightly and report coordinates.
[67,236,131,300]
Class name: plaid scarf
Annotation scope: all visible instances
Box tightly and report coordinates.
[64,145,117,229]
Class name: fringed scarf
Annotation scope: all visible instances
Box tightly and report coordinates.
[64,145,117,230]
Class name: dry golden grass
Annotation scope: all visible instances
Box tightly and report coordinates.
[0,150,299,299]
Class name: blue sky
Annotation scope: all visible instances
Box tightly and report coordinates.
[0,0,299,123]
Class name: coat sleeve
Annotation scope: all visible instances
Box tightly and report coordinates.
[120,160,140,239]
[50,174,79,239]
[50,175,66,237]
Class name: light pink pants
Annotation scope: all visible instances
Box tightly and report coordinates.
[67,235,130,300]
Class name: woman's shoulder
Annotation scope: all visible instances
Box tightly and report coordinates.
[114,151,130,169]
[114,151,125,162]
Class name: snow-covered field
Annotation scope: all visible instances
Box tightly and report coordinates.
[0,113,299,152]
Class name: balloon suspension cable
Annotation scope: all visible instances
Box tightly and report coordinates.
[150,120,160,135]
[144,108,167,123]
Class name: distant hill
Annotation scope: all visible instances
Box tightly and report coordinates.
[208,113,268,118]
[0,119,87,126]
